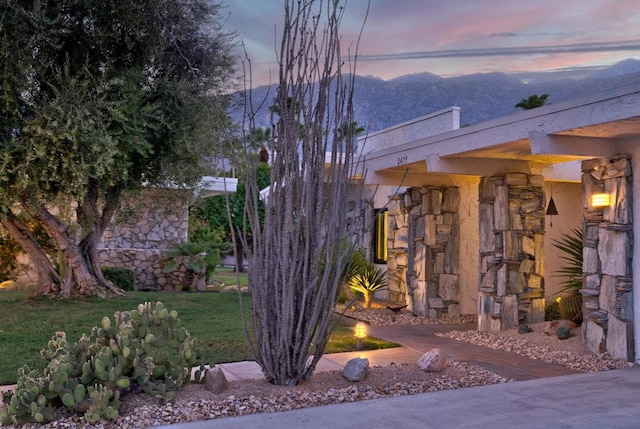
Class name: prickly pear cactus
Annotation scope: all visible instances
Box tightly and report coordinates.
[0,302,200,426]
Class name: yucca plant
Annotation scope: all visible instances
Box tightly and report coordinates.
[349,262,388,308]
[552,228,583,323]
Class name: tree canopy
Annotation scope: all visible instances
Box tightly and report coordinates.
[515,94,549,110]
[0,0,236,296]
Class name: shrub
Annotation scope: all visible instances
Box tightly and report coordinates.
[162,242,220,291]
[544,301,561,321]
[101,267,136,291]
[552,228,583,323]
[0,302,199,425]
[349,262,388,308]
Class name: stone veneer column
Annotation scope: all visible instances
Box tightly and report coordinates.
[386,195,409,303]
[386,186,460,317]
[581,156,634,361]
[478,173,546,332]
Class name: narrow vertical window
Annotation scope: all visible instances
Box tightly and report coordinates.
[373,209,388,263]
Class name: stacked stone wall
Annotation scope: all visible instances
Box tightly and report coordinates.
[478,173,546,332]
[581,156,634,361]
[386,186,460,317]
[99,189,190,290]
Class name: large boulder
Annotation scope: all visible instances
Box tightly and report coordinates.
[342,357,369,382]
[417,348,446,372]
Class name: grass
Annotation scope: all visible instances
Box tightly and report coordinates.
[208,266,249,287]
[0,290,398,385]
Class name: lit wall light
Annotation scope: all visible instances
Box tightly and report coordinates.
[354,322,367,350]
[591,193,610,208]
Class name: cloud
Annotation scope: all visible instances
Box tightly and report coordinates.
[358,40,640,62]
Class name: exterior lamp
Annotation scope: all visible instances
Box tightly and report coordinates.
[591,193,610,208]
[354,322,367,350]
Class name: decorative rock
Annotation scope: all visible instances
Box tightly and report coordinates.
[518,323,532,334]
[417,348,446,372]
[585,319,606,353]
[205,366,228,393]
[556,326,573,340]
[543,319,578,336]
[343,357,369,382]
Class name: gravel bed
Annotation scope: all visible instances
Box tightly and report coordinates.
[4,361,511,429]
[438,322,637,373]
[336,304,477,326]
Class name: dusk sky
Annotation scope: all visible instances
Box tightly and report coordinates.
[224,0,640,87]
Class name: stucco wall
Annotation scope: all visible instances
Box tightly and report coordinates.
[543,181,583,299]
[456,177,480,315]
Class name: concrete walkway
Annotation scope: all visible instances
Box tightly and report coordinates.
[156,368,640,429]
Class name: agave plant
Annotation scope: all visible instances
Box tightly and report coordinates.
[551,228,583,323]
[349,262,388,308]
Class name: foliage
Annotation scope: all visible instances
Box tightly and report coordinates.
[0,215,55,281]
[101,267,136,292]
[515,94,549,110]
[544,301,562,321]
[190,163,271,271]
[335,249,367,303]
[552,228,583,323]
[349,263,388,308]
[0,302,198,425]
[0,0,236,297]
[242,0,364,385]
[162,242,221,291]
[0,229,20,281]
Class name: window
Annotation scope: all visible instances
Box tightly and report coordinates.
[373,209,388,263]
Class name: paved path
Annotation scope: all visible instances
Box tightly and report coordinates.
[368,324,581,380]
[157,367,640,429]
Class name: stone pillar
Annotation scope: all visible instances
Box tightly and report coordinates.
[386,195,409,303]
[581,156,634,361]
[386,186,460,317]
[478,173,546,332]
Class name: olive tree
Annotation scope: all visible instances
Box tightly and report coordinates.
[0,0,235,297]
[241,0,366,385]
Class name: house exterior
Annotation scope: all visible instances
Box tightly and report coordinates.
[357,82,640,363]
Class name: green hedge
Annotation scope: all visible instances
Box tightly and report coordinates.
[101,266,136,291]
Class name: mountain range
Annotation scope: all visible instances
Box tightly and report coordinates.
[236,58,640,132]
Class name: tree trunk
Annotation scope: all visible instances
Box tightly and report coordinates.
[77,182,125,295]
[28,202,121,297]
[363,291,372,308]
[234,234,245,273]
[2,210,60,295]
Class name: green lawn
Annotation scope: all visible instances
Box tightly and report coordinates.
[208,267,249,287]
[0,291,398,385]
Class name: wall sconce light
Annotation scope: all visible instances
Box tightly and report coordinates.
[354,322,367,350]
[591,193,610,208]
